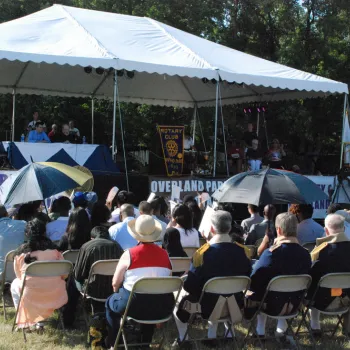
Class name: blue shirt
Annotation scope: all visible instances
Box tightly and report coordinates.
[297,218,325,245]
[108,217,138,250]
[28,130,51,143]
[0,217,26,273]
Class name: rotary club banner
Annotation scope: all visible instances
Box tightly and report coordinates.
[158,126,184,176]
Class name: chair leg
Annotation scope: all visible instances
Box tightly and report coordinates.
[2,290,7,321]
[121,329,128,350]
[22,328,27,342]
[181,313,195,344]
[330,315,343,338]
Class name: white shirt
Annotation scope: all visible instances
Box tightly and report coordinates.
[109,207,140,223]
[152,215,167,240]
[46,217,69,242]
[109,217,138,250]
[176,227,200,247]
[297,218,325,245]
[184,137,194,150]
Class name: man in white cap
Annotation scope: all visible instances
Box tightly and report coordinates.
[105,215,174,348]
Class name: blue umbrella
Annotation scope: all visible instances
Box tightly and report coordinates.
[0,162,92,206]
[212,168,328,205]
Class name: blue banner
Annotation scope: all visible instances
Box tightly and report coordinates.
[158,126,184,176]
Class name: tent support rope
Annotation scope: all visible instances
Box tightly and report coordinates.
[213,75,220,177]
[112,70,118,158]
[219,83,229,177]
[115,74,130,192]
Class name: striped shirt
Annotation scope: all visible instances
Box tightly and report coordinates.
[74,237,123,299]
[123,243,172,291]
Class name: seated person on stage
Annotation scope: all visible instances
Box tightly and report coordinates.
[246,139,263,171]
[28,121,51,143]
[245,204,276,246]
[307,214,350,333]
[109,204,138,250]
[69,120,80,138]
[105,215,174,348]
[11,219,68,330]
[46,196,71,242]
[289,204,324,245]
[27,110,46,132]
[241,204,263,236]
[242,123,258,148]
[266,139,285,168]
[48,124,58,143]
[184,133,195,150]
[58,123,78,144]
[227,139,244,174]
[247,213,311,337]
[173,210,251,345]
[0,205,26,275]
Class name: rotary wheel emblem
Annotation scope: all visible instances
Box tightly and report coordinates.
[166,140,178,157]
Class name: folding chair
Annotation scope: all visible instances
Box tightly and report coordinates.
[62,250,80,265]
[12,260,73,342]
[302,241,316,253]
[245,245,257,260]
[170,257,191,274]
[182,276,251,349]
[296,272,350,341]
[114,276,183,349]
[81,259,119,325]
[183,247,197,257]
[246,274,312,348]
[1,250,16,320]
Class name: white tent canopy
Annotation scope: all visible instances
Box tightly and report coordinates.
[0,4,348,108]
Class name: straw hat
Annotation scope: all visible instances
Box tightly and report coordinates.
[127,215,162,242]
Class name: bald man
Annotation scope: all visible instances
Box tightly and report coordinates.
[308,214,350,332]
[108,204,137,250]
[245,204,276,246]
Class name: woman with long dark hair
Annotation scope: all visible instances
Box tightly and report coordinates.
[58,208,91,251]
[166,204,199,247]
[91,201,112,229]
[11,219,68,329]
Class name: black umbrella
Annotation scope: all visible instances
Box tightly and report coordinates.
[212,168,328,206]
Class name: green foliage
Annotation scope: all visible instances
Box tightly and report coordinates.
[0,0,348,174]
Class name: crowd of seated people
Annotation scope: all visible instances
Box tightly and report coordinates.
[1,188,350,348]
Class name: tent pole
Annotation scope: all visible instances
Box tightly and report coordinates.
[192,104,197,146]
[91,97,95,144]
[340,93,349,168]
[256,109,260,137]
[11,89,16,142]
[213,77,220,177]
[115,74,130,192]
[112,70,117,160]
[218,84,229,177]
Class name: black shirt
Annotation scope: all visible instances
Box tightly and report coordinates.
[74,237,123,299]
[242,131,258,147]
[57,133,78,144]
[246,148,263,160]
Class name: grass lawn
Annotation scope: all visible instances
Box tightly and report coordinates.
[1,295,350,349]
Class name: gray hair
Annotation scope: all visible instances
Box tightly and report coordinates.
[275,212,298,237]
[325,214,345,234]
[211,210,232,235]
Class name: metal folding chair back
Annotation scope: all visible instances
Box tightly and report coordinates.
[202,276,250,296]
[246,274,312,348]
[297,272,350,342]
[2,250,16,320]
[183,247,198,257]
[302,241,316,252]
[183,276,251,348]
[114,277,183,349]
[12,260,73,340]
[267,274,311,293]
[170,257,191,273]
[62,250,80,265]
